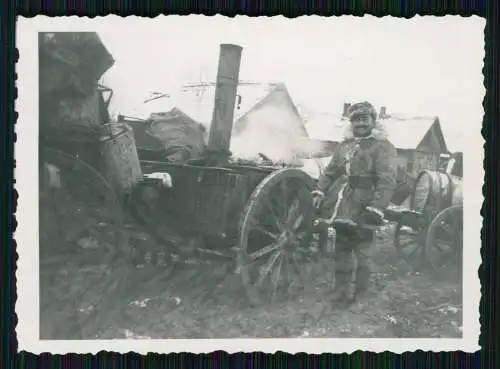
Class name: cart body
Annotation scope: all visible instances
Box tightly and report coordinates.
[136,160,274,240]
[387,166,463,271]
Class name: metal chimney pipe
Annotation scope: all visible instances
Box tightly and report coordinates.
[206,44,243,165]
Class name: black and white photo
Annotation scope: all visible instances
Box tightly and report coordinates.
[16,15,484,353]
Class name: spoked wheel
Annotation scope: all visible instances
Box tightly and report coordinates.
[424,205,463,271]
[40,148,125,263]
[238,168,316,306]
[394,224,426,270]
[393,211,428,271]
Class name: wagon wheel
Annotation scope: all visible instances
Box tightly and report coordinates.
[40,147,125,264]
[393,211,428,271]
[424,205,463,271]
[237,168,316,306]
[394,224,426,270]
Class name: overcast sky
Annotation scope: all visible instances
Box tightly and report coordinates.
[96,15,485,152]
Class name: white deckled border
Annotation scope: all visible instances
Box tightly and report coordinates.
[15,15,484,354]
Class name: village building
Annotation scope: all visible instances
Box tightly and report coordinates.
[112,82,279,160]
[118,80,453,185]
[306,104,450,183]
[121,83,319,165]
[379,113,448,180]
[230,83,311,162]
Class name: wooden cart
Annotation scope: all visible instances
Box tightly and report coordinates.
[129,159,317,305]
[385,167,463,271]
[40,147,125,263]
[124,43,326,306]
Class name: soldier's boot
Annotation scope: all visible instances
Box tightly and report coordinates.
[354,245,372,297]
[355,264,371,295]
[331,271,349,302]
[331,249,355,306]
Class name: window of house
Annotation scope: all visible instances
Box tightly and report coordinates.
[407,161,414,173]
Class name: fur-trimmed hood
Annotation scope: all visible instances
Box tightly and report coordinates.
[342,120,389,141]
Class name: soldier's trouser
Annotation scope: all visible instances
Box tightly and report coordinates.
[334,231,374,296]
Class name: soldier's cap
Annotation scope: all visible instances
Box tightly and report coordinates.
[348,101,377,121]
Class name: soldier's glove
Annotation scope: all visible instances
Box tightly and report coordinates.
[311,189,325,209]
[360,206,385,226]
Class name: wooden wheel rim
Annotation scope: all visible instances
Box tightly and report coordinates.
[424,204,463,270]
[394,222,426,270]
[41,147,125,262]
[237,168,315,306]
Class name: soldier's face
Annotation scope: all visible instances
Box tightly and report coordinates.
[350,114,374,137]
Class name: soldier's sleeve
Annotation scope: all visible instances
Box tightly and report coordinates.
[369,140,398,211]
[316,144,344,193]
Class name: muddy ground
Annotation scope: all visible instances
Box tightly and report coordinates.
[39,210,463,340]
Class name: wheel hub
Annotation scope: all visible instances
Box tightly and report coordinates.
[279,230,299,252]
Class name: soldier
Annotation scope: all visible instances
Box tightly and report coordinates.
[311,101,398,306]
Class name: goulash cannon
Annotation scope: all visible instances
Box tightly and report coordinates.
[129,44,319,305]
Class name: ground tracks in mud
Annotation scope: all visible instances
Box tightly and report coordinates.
[40,221,463,339]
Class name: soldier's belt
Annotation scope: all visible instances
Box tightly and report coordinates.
[347,175,379,189]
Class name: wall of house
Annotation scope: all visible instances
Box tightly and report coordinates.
[397,149,440,178]
[413,151,439,174]
[393,149,411,182]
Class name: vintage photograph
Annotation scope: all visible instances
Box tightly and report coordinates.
[16,15,483,353]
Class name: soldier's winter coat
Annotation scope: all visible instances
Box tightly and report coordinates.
[317,121,398,222]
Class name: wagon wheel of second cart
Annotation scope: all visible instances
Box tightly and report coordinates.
[40,147,126,264]
[393,212,429,271]
[423,204,463,272]
[237,168,316,306]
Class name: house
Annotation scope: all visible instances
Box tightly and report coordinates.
[305,105,449,180]
[230,83,312,162]
[121,83,301,161]
[378,112,449,179]
[228,83,340,179]
[110,83,278,127]
[232,83,309,138]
